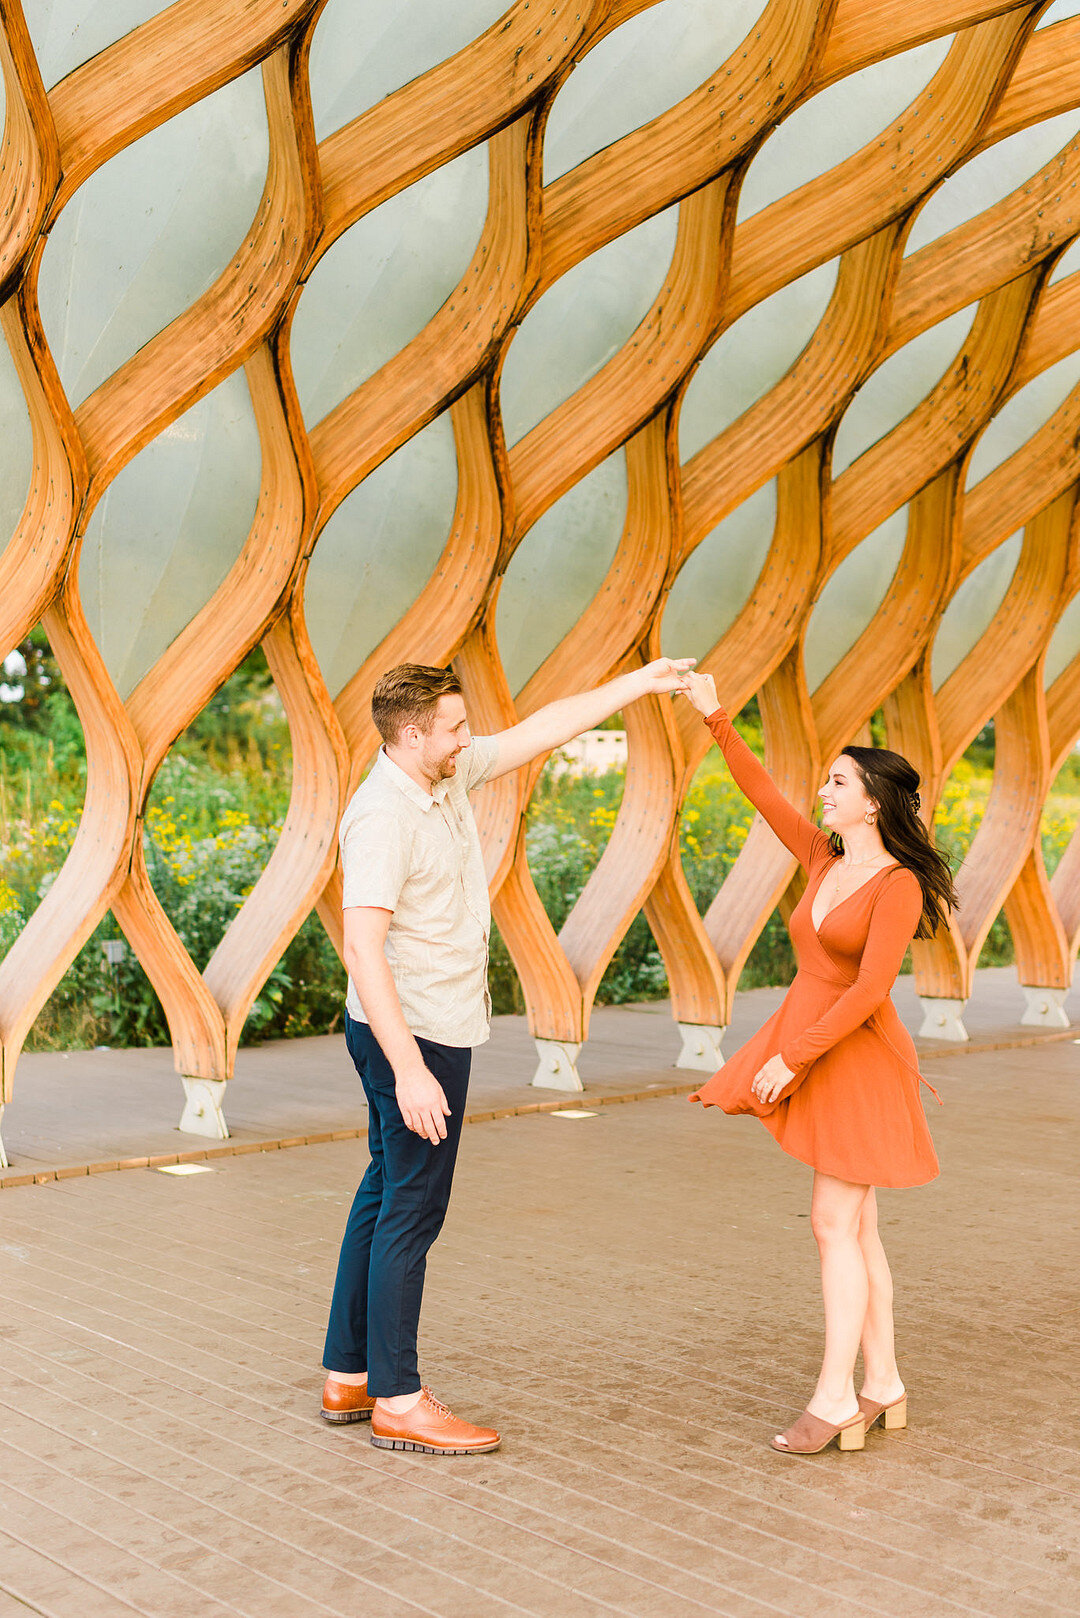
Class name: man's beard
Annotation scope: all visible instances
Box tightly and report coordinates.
[422,748,458,784]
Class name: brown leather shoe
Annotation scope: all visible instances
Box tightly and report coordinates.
[321,1375,376,1424]
[370,1387,500,1454]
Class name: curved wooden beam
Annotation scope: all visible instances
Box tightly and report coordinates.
[961,375,1080,581]
[456,609,592,1045]
[815,0,1035,90]
[310,109,541,527]
[816,468,961,760]
[680,227,903,561]
[0,254,86,653]
[915,490,1075,999]
[112,334,317,1081]
[0,0,58,301]
[936,489,1075,771]
[74,32,321,501]
[202,595,348,1066]
[829,270,1043,572]
[724,11,1038,329]
[0,580,140,1102]
[508,172,735,544]
[675,436,830,773]
[316,0,592,252]
[47,0,325,213]
[318,372,511,956]
[976,11,1080,146]
[125,339,316,776]
[886,137,1080,362]
[537,0,832,293]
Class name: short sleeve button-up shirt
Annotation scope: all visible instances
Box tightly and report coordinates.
[339,735,500,1048]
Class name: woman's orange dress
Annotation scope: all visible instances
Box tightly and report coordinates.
[690,707,940,1189]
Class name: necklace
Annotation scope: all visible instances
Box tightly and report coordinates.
[832,850,888,901]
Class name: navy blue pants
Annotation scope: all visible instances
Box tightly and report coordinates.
[322,1015,471,1397]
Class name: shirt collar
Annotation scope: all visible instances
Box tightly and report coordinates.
[373,746,449,811]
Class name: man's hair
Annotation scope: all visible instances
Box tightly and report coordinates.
[371,664,463,744]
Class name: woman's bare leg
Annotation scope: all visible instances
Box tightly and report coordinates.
[774,1171,870,1444]
[856,1188,905,1404]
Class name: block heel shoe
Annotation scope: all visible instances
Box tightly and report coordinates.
[771,1409,866,1454]
[858,1392,907,1432]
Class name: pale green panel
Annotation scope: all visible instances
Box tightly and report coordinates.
[22,1,168,88]
[678,260,836,462]
[1038,1,1080,25]
[309,0,512,141]
[905,114,1080,256]
[736,36,951,222]
[290,146,488,427]
[932,535,1022,690]
[831,304,976,475]
[79,371,262,702]
[0,311,34,574]
[661,481,775,661]
[304,414,459,700]
[1046,591,1080,687]
[37,67,269,408]
[966,354,1080,488]
[804,509,908,692]
[543,0,767,183]
[499,204,678,447]
[497,454,627,695]
[1049,235,1080,283]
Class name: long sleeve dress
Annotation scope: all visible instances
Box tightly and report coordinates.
[690,707,940,1189]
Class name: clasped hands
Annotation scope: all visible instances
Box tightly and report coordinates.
[638,662,723,718]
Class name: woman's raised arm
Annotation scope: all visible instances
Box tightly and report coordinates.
[682,671,826,870]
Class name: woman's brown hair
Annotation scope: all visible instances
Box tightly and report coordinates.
[833,746,958,939]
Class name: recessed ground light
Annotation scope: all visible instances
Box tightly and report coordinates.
[156,1163,214,1175]
[550,1109,598,1119]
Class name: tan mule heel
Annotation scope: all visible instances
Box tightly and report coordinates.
[771,1409,866,1455]
[858,1392,907,1432]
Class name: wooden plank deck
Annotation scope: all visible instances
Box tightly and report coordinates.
[0,1036,1077,1616]
[2,965,1075,1186]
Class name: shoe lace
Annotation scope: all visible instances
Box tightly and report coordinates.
[422,1387,452,1420]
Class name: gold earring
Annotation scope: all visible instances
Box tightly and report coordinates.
[864,812,876,826]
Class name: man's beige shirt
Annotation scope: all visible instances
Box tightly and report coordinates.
[339,736,500,1048]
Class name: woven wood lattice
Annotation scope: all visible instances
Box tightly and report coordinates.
[1,0,1079,1140]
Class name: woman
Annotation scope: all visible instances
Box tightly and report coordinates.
[682,670,956,1456]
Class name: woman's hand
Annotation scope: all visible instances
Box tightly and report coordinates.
[681,669,720,716]
[752,1054,795,1105]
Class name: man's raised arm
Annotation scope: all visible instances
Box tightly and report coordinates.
[486,657,694,780]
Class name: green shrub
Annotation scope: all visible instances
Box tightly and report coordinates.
[2,705,1078,1044]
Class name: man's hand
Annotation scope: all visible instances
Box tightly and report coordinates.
[489,657,696,779]
[752,1053,795,1106]
[395,1059,452,1143]
[637,657,696,696]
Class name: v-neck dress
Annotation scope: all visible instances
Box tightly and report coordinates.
[689,708,940,1188]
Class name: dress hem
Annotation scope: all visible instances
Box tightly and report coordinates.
[688,1091,939,1189]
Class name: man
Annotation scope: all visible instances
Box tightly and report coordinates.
[321,655,693,1454]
